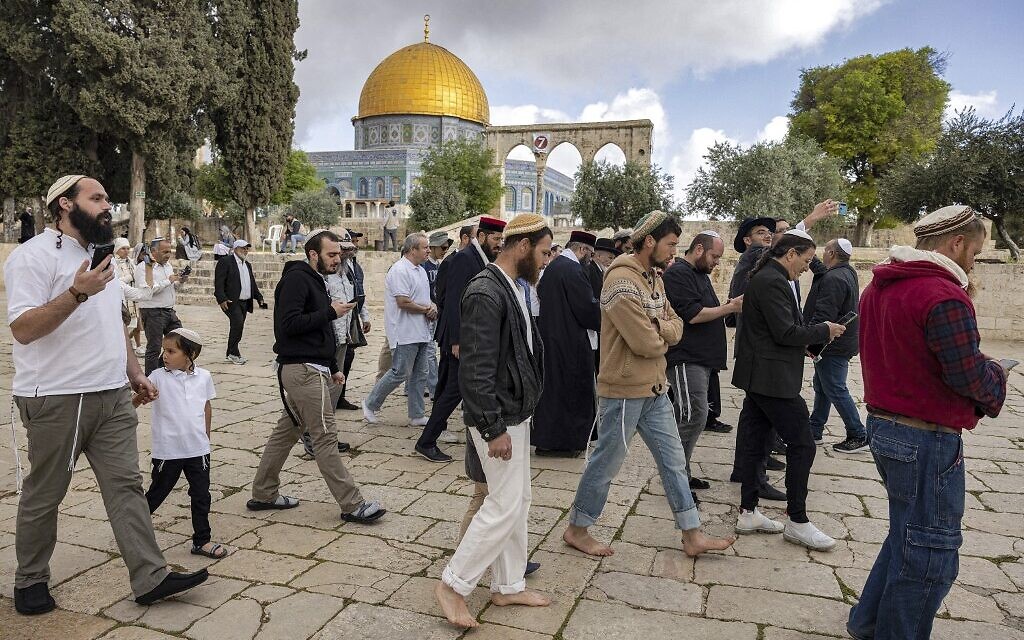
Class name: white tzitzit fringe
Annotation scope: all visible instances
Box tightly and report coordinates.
[9,395,24,494]
[68,394,83,472]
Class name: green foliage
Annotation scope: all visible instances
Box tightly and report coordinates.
[148,191,202,221]
[271,150,324,205]
[195,161,236,213]
[790,47,950,229]
[419,138,503,215]
[408,177,468,231]
[880,108,1023,259]
[571,160,674,230]
[289,190,339,230]
[686,136,847,222]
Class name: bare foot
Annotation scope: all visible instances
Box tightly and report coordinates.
[563,525,614,557]
[681,529,736,558]
[491,589,552,607]
[433,581,478,628]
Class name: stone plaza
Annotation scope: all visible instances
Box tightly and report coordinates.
[1,293,1022,640]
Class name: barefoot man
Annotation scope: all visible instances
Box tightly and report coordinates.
[434,214,553,628]
[563,211,736,558]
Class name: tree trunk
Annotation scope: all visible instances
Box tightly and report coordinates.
[2,197,15,243]
[853,216,876,247]
[991,215,1021,261]
[244,206,258,244]
[129,150,147,244]
[33,197,45,235]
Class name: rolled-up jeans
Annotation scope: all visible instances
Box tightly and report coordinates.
[569,394,700,532]
[847,415,964,640]
[364,342,430,419]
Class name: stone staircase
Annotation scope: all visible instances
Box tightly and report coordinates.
[174,253,299,306]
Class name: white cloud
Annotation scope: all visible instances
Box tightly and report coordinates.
[756,115,790,143]
[668,128,739,205]
[490,105,571,126]
[946,89,1001,120]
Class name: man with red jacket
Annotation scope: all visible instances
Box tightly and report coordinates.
[848,205,1008,640]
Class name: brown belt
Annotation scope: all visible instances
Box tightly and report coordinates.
[867,408,961,435]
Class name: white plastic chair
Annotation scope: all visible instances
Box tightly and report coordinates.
[262,224,283,253]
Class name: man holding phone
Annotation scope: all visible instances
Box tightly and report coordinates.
[136,237,187,374]
[803,238,867,453]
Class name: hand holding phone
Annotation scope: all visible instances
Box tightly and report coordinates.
[838,311,858,325]
[999,358,1019,371]
[90,243,115,271]
[838,202,849,217]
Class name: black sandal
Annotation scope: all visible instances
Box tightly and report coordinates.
[191,542,228,559]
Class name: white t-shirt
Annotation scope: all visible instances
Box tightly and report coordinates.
[384,257,431,349]
[136,261,177,309]
[148,366,216,459]
[5,228,129,397]
[235,254,251,300]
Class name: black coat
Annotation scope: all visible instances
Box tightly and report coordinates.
[732,260,829,398]
[214,254,264,312]
[434,244,485,349]
[533,254,602,450]
[803,262,859,358]
[272,261,339,373]
[587,260,604,301]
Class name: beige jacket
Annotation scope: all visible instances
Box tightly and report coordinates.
[597,254,683,398]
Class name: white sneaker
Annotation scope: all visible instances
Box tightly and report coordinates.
[409,416,429,427]
[439,430,459,444]
[361,400,378,424]
[227,355,247,365]
[783,519,836,551]
[735,508,784,534]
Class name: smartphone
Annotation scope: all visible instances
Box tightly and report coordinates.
[1000,359,1019,371]
[837,202,848,217]
[181,265,192,277]
[91,243,115,270]
[839,311,858,325]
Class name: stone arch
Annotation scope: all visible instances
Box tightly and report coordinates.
[358,178,368,197]
[504,185,518,211]
[593,142,627,166]
[375,178,385,198]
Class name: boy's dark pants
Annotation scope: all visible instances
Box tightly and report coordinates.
[146,455,212,547]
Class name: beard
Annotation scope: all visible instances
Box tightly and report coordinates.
[516,252,541,285]
[481,241,498,262]
[696,255,714,274]
[69,204,114,245]
[316,255,338,275]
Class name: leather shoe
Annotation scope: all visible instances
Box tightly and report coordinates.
[336,398,359,411]
[729,470,741,483]
[415,444,453,463]
[135,569,209,605]
[765,456,786,471]
[705,419,733,433]
[757,484,787,501]
[689,477,711,490]
[771,436,787,455]
[14,582,56,615]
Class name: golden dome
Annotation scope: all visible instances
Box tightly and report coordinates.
[357,41,489,125]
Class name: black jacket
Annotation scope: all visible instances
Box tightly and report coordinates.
[587,260,604,301]
[732,259,829,398]
[803,262,859,358]
[435,244,485,348]
[214,254,264,312]
[272,260,339,373]
[459,264,544,443]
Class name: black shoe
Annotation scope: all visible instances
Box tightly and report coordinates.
[525,561,541,576]
[757,484,787,501]
[534,448,581,458]
[691,491,701,506]
[705,419,733,433]
[338,441,351,453]
[833,437,869,454]
[771,436,787,455]
[342,500,386,524]
[14,582,56,615]
[689,477,710,490]
[337,398,359,411]
[135,569,209,605]
[415,444,453,463]
[729,471,741,483]
[765,456,786,471]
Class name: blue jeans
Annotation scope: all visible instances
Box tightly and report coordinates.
[810,356,865,440]
[847,416,965,640]
[285,233,306,252]
[365,342,430,418]
[569,394,700,532]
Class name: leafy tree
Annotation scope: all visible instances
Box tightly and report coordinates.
[571,160,674,231]
[408,177,468,231]
[880,109,1023,260]
[686,136,847,223]
[148,190,202,222]
[790,47,950,244]
[271,150,324,205]
[289,189,339,231]
[195,161,236,213]
[419,138,503,215]
[210,0,303,243]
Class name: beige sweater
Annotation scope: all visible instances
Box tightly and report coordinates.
[596,254,683,398]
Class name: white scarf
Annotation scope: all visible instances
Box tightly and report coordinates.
[887,245,968,289]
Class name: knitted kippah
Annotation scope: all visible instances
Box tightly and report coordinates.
[631,210,670,242]
[46,175,86,206]
[503,213,547,239]
[170,327,203,346]
[914,205,978,238]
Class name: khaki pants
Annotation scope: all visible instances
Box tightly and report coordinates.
[15,387,168,596]
[458,482,489,541]
[253,364,363,511]
[376,341,391,382]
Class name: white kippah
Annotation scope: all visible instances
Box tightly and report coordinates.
[784,229,813,241]
[170,327,203,346]
[45,175,86,206]
[697,230,721,239]
[837,238,853,256]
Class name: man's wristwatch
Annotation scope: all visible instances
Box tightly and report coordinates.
[69,286,89,304]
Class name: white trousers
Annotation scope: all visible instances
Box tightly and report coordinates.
[442,420,531,596]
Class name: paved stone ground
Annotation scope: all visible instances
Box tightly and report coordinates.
[1,299,1022,640]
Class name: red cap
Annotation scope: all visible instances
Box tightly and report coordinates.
[478,216,507,233]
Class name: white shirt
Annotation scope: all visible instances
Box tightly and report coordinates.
[384,256,432,349]
[135,261,177,309]
[148,366,216,459]
[326,270,356,344]
[559,250,599,350]
[498,267,533,353]
[5,228,128,396]
[235,254,251,300]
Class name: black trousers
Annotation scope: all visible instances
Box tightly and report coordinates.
[705,371,722,425]
[140,307,182,375]
[416,347,461,449]
[146,455,211,546]
[224,300,248,357]
[736,392,816,522]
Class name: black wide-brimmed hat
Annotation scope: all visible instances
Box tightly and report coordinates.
[733,217,777,253]
[595,238,622,256]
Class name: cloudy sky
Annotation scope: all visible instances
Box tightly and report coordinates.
[293,0,1023,203]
